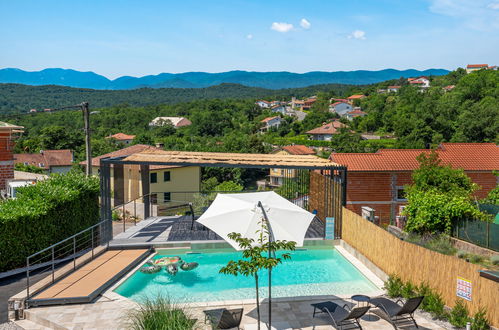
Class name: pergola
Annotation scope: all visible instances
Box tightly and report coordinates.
[99,149,347,239]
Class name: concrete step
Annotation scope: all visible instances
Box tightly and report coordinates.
[13,319,51,330]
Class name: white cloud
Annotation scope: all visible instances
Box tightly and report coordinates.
[300,18,311,29]
[271,22,294,33]
[348,30,366,40]
[428,0,499,30]
[488,2,499,9]
[246,34,253,40]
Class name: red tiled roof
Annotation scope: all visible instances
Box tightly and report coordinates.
[281,145,315,155]
[467,64,488,68]
[14,150,73,169]
[331,101,348,107]
[387,85,401,89]
[107,133,136,140]
[261,116,280,123]
[329,143,499,171]
[348,109,367,115]
[306,121,345,135]
[79,144,178,169]
[347,94,365,99]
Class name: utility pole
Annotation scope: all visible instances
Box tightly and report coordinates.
[45,102,92,176]
[81,102,92,176]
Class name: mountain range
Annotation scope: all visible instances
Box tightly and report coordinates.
[0,68,450,90]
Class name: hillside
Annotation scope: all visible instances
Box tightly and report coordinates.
[0,82,354,114]
[0,68,449,90]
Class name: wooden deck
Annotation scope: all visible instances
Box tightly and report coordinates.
[30,249,149,305]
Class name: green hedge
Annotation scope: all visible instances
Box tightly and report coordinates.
[0,172,100,272]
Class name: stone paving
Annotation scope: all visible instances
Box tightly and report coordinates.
[19,294,446,330]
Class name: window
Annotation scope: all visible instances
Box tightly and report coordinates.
[151,193,158,204]
[163,192,171,203]
[163,171,171,182]
[150,173,157,183]
[396,187,407,201]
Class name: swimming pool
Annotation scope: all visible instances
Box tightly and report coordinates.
[114,248,380,303]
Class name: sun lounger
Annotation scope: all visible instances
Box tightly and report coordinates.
[311,301,370,329]
[204,307,244,329]
[369,296,424,328]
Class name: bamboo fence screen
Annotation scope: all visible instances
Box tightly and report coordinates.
[342,208,499,327]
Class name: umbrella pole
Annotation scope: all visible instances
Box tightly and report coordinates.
[258,201,274,330]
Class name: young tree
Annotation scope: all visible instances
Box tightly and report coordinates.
[219,222,296,329]
[403,151,488,234]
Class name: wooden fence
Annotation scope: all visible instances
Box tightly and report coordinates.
[342,208,499,327]
[309,171,343,237]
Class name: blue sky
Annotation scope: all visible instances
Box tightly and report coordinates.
[1,0,498,79]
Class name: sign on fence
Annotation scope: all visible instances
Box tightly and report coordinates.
[456,277,472,301]
[325,217,335,239]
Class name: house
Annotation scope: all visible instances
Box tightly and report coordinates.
[306,121,345,141]
[0,121,23,192]
[80,144,201,206]
[271,104,287,114]
[408,77,430,88]
[345,108,367,121]
[329,101,352,115]
[387,86,401,93]
[443,85,455,92]
[303,97,317,110]
[466,64,488,73]
[270,100,281,107]
[14,149,73,174]
[329,143,499,224]
[260,116,282,132]
[29,109,37,113]
[291,97,305,110]
[377,89,387,94]
[256,100,271,108]
[346,94,366,103]
[149,117,192,128]
[106,133,136,145]
[269,145,315,186]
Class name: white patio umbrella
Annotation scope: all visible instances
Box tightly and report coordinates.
[196,191,315,250]
[196,191,316,329]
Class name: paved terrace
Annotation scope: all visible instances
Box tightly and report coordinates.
[110,215,325,247]
[18,295,445,329]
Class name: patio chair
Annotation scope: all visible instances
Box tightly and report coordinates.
[311,301,370,329]
[369,296,424,328]
[203,307,244,329]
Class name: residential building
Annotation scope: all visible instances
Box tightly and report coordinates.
[149,117,192,128]
[345,108,367,120]
[466,64,488,73]
[269,145,315,186]
[255,100,271,108]
[346,94,366,103]
[271,104,287,114]
[306,121,345,141]
[408,77,430,88]
[80,144,201,206]
[260,116,282,132]
[291,97,305,110]
[387,86,401,93]
[14,149,73,174]
[443,85,455,92]
[106,133,136,145]
[330,143,499,224]
[270,100,281,107]
[329,101,352,115]
[303,97,317,110]
[0,121,23,192]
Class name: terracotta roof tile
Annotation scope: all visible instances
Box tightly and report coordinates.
[14,150,73,169]
[306,121,345,135]
[107,133,136,140]
[261,116,280,123]
[281,145,315,155]
[330,143,499,171]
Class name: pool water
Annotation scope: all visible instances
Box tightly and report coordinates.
[114,248,380,303]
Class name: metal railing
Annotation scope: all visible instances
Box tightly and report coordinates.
[26,220,111,303]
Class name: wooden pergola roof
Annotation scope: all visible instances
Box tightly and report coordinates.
[113,149,341,169]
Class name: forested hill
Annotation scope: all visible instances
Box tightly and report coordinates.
[0,68,449,89]
[0,82,355,114]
